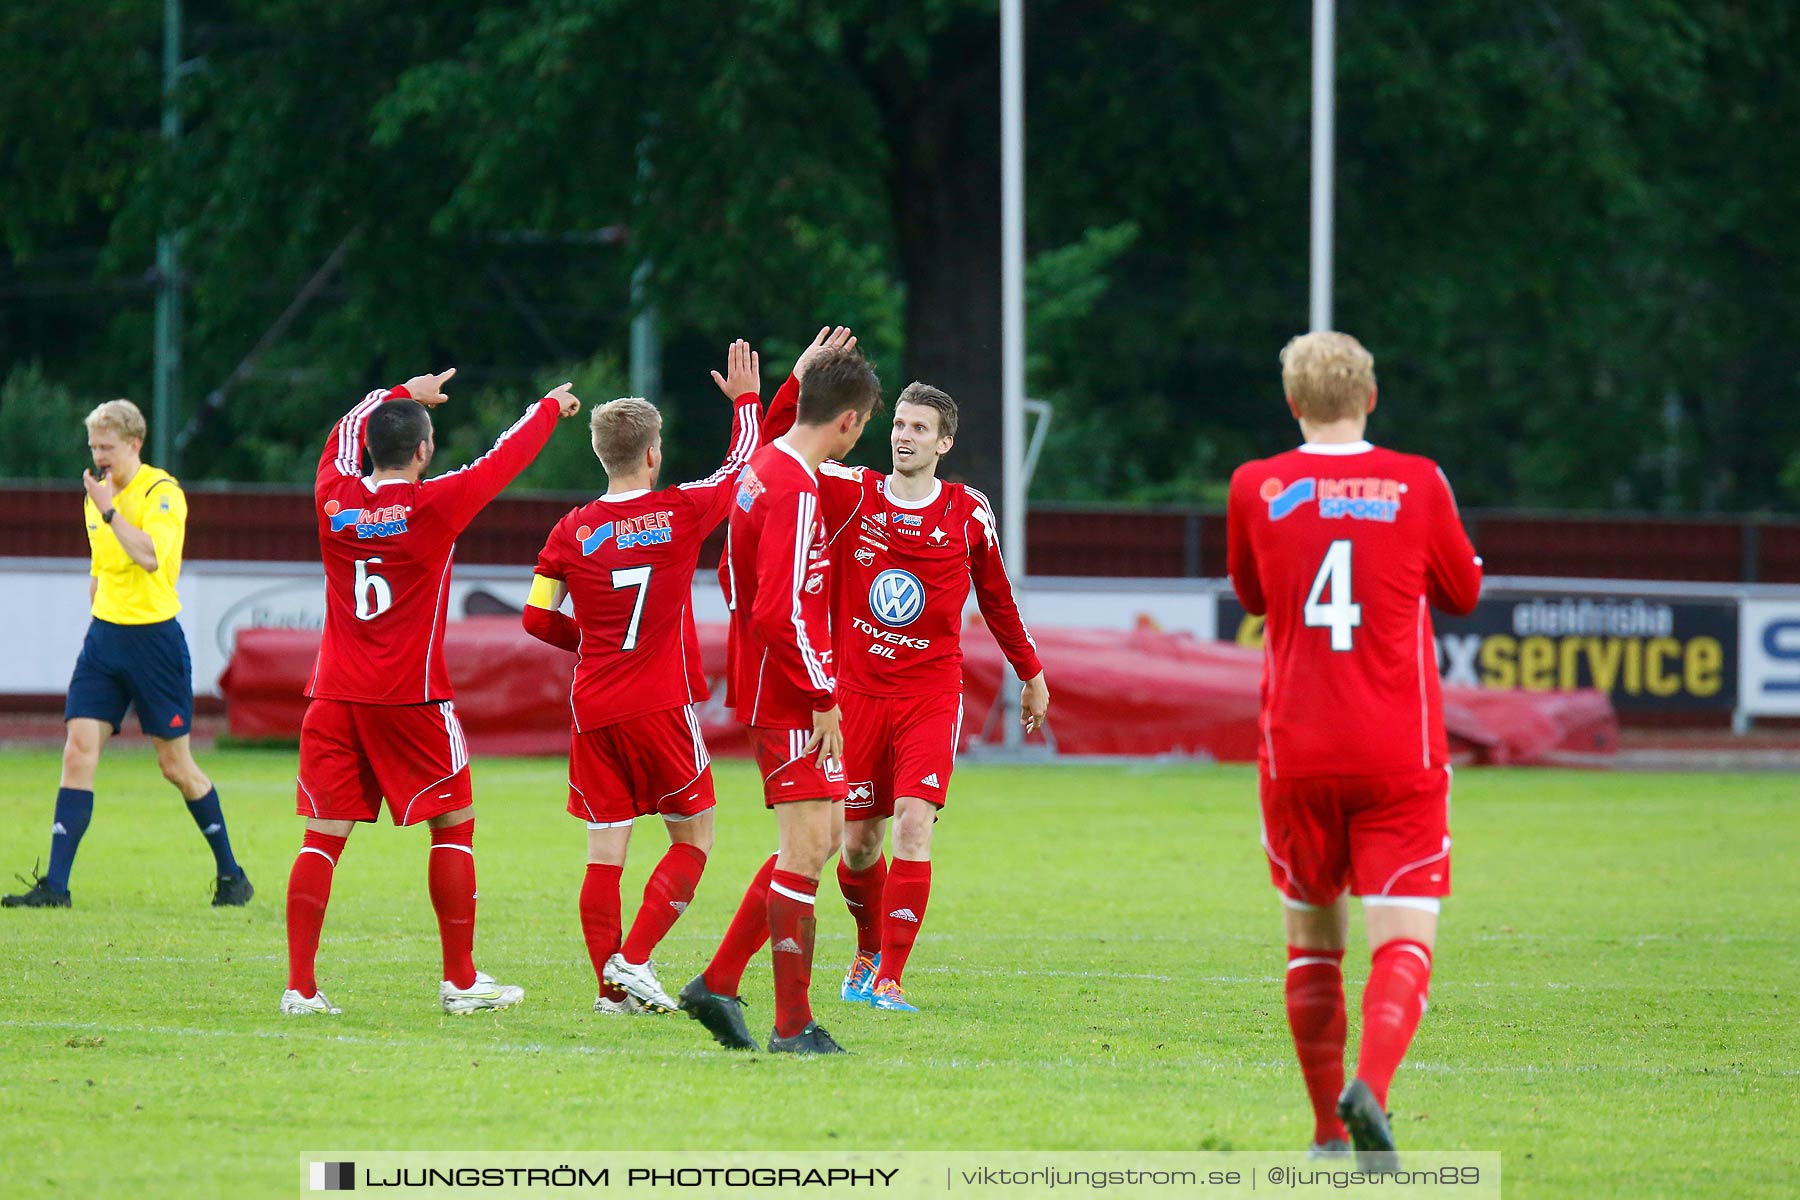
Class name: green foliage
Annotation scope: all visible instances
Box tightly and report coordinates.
[0,363,92,481]
[2,1,1798,512]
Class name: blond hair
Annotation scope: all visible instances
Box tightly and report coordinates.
[590,397,662,475]
[85,398,147,445]
[1279,332,1376,423]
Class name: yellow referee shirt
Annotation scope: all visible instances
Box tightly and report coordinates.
[84,466,186,624]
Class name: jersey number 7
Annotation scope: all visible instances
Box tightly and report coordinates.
[612,565,652,651]
[1303,539,1362,651]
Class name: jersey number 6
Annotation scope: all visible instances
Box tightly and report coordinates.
[354,557,394,622]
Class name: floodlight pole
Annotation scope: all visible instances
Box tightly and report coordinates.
[1309,0,1336,332]
[1000,0,1027,749]
[152,0,184,468]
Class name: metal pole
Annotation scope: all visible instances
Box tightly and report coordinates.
[629,116,661,403]
[629,260,661,402]
[1001,0,1027,748]
[152,0,183,468]
[1309,0,1336,332]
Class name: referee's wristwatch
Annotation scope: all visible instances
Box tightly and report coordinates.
[101,507,117,524]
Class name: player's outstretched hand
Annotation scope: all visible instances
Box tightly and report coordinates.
[1020,671,1050,735]
[791,326,856,382]
[400,367,456,406]
[546,382,581,419]
[82,469,114,513]
[710,339,761,400]
[805,704,844,773]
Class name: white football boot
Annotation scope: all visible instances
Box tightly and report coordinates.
[602,953,678,1012]
[440,970,524,1014]
[280,988,342,1016]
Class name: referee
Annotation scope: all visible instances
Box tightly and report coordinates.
[5,400,252,909]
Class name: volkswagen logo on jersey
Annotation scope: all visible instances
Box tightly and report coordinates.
[869,569,926,627]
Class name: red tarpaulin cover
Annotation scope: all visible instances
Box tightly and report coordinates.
[221,616,1616,765]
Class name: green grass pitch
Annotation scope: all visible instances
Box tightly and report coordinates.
[0,746,1795,1197]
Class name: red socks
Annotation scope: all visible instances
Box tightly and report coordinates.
[1286,946,1349,1144]
[285,830,347,996]
[767,869,818,1037]
[1357,938,1434,1107]
[877,857,931,985]
[837,855,887,957]
[621,843,707,963]
[428,819,478,990]
[703,854,775,996]
[580,862,626,1000]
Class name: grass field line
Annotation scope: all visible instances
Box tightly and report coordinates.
[95,958,1793,993]
[5,1019,1795,1079]
[7,1021,1792,1086]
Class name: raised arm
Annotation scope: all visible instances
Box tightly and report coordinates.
[681,339,764,526]
[426,383,582,531]
[760,326,857,444]
[314,368,455,491]
[317,387,400,491]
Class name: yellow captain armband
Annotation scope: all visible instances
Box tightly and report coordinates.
[527,574,565,610]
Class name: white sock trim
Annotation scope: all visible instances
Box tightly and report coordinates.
[769,880,816,905]
[431,842,475,857]
[1286,955,1343,970]
[298,846,337,867]
[1359,895,1441,914]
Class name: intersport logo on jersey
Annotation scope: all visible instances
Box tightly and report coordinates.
[323,499,409,538]
[578,511,674,554]
[1262,476,1405,523]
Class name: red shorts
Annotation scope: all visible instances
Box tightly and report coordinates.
[841,688,962,821]
[1259,766,1452,906]
[748,725,848,806]
[297,698,473,826]
[568,705,716,826]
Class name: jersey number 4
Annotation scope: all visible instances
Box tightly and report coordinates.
[612,565,652,651]
[1304,540,1362,651]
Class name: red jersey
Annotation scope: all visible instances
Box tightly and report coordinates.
[814,466,1041,696]
[726,439,836,727]
[534,393,759,731]
[307,386,560,705]
[1227,441,1482,779]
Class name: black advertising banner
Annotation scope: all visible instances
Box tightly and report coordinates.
[1216,589,1739,712]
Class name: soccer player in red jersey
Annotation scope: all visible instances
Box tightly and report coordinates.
[1227,332,1483,1170]
[679,344,880,1055]
[757,364,1049,1012]
[521,340,762,1016]
[282,368,583,1017]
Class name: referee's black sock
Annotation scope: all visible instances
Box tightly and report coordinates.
[46,787,93,892]
[185,788,241,879]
